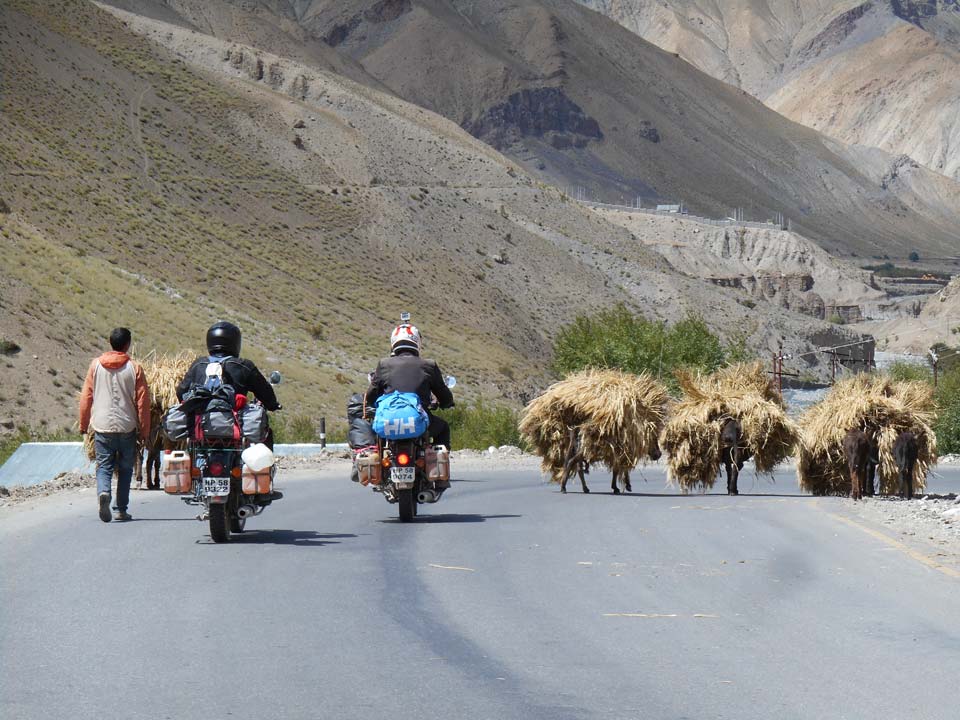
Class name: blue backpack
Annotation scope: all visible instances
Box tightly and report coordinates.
[372,391,429,440]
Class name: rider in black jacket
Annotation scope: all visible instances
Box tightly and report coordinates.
[176,321,281,411]
[365,322,454,447]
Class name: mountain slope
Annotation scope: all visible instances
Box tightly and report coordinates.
[126,0,960,259]
[580,0,960,181]
[2,0,867,432]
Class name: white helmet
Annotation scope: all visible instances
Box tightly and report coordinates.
[390,324,421,355]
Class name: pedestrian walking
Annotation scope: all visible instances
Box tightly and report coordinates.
[78,328,151,522]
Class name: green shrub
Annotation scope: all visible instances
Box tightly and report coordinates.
[0,339,21,355]
[271,414,317,443]
[435,397,523,451]
[886,362,933,383]
[935,366,960,455]
[551,305,743,390]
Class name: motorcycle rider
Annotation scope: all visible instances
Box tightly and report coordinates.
[365,322,454,451]
[176,321,281,447]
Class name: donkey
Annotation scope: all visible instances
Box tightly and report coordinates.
[720,418,752,495]
[843,428,877,500]
[893,431,919,500]
[136,406,183,490]
[559,426,591,494]
[559,426,662,495]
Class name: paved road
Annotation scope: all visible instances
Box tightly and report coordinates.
[3,463,959,720]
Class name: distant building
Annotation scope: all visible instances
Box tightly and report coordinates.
[656,204,681,213]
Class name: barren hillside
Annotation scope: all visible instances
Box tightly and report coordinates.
[1,0,868,433]
[100,0,960,260]
[581,0,960,181]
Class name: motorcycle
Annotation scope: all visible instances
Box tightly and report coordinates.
[353,376,455,522]
[163,369,283,542]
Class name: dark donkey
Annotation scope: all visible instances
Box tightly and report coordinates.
[559,426,661,494]
[720,418,752,495]
[559,426,591,494]
[893,431,919,499]
[842,428,874,500]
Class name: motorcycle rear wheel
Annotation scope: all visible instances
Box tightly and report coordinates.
[209,502,230,543]
[398,488,415,522]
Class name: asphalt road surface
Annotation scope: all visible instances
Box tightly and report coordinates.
[3,462,959,720]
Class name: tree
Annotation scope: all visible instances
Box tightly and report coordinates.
[552,305,745,390]
[909,251,920,262]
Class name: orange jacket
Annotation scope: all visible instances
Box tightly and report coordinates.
[79,351,151,441]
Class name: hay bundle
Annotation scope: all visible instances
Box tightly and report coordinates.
[796,374,937,495]
[660,362,798,492]
[141,351,197,413]
[84,430,95,462]
[519,369,668,481]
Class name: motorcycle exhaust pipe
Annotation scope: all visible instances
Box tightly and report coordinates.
[237,504,257,519]
[417,490,436,504]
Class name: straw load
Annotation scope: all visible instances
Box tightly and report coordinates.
[660,362,798,492]
[519,369,668,481]
[796,374,937,495]
[142,350,196,415]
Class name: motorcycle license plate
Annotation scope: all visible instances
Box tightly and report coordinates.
[201,476,230,496]
[391,467,415,483]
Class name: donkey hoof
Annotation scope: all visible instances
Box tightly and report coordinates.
[560,488,567,494]
[583,487,590,494]
[612,488,620,495]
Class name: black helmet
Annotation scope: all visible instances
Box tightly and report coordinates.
[206,321,241,357]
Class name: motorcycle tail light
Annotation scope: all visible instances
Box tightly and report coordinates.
[396,453,411,466]
[209,462,224,476]
[231,466,242,478]
[191,466,201,478]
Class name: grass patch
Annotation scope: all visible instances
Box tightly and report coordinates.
[864,263,950,280]
[436,398,523,451]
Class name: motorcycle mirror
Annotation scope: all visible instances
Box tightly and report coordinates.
[445,375,457,389]
[269,371,282,385]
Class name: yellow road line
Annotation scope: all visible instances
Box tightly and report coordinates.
[829,513,960,579]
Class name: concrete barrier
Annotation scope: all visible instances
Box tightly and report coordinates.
[0,442,349,488]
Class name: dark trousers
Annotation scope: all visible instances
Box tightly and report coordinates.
[428,414,450,448]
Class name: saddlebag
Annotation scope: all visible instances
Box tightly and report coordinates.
[161,450,193,494]
[426,445,450,482]
[200,405,240,440]
[162,404,190,441]
[355,448,381,486]
[239,402,269,443]
[241,463,272,495]
[348,418,378,449]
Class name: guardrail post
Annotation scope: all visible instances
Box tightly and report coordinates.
[319,417,326,449]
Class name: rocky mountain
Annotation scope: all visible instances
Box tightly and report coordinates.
[579,0,960,181]
[1,0,874,433]
[99,0,960,261]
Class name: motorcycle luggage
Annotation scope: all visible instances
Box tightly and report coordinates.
[372,391,428,440]
[162,451,193,494]
[348,417,377,449]
[426,445,450,482]
[242,463,272,495]
[201,409,239,440]
[239,402,268,443]
[162,404,190,441]
[355,448,381,486]
[347,393,365,423]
